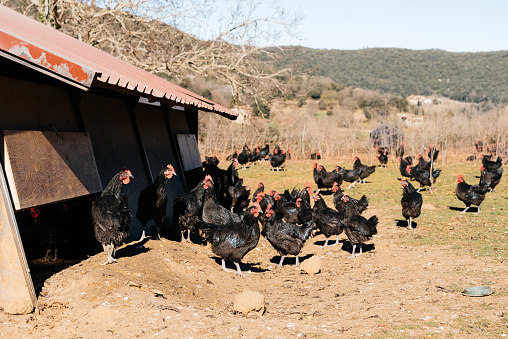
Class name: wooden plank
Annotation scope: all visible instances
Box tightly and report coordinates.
[0,160,36,314]
[3,130,102,210]
[176,134,202,171]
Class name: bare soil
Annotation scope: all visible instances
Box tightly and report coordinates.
[1,161,507,338]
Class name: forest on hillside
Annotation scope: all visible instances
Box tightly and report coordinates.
[268,47,508,104]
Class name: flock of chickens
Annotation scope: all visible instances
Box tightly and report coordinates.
[85,142,502,275]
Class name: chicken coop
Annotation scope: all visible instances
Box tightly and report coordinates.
[0,5,237,314]
[370,122,404,149]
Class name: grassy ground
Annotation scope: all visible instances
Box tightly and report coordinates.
[238,157,508,260]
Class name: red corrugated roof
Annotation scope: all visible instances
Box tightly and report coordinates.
[0,5,237,119]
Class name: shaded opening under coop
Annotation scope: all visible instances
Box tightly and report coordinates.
[14,195,102,296]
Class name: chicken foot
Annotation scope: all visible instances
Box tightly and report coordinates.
[460,206,470,213]
[138,228,147,241]
[407,217,414,229]
[101,244,117,265]
[278,255,286,267]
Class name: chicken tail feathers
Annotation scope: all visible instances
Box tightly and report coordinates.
[367,215,378,236]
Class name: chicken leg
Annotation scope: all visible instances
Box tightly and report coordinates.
[460,206,470,213]
[101,244,117,265]
[350,244,356,257]
[278,255,286,267]
[138,228,147,241]
[295,255,300,267]
[407,217,413,229]
[234,262,248,277]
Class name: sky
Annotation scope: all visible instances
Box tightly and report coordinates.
[262,0,508,52]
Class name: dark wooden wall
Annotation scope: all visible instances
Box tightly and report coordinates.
[0,70,204,241]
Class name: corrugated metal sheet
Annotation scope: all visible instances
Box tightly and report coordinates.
[0,5,237,119]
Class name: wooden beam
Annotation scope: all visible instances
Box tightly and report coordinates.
[0,160,36,314]
[162,106,188,191]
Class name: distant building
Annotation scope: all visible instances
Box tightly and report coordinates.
[397,113,425,127]
[407,95,433,105]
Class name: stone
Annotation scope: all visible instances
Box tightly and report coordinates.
[300,255,321,275]
[233,290,265,316]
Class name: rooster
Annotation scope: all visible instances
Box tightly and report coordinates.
[173,175,212,242]
[200,204,261,277]
[341,195,378,257]
[92,168,133,265]
[455,174,490,213]
[264,205,314,267]
[400,179,422,229]
[136,164,176,240]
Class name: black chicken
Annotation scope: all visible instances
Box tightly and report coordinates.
[396,142,405,158]
[226,150,239,161]
[136,164,176,241]
[273,192,299,224]
[31,204,68,262]
[228,178,251,213]
[237,145,250,169]
[270,148,286,171]
[341,195,378,257]
[416,153,432,171]
[258,144,270,160]
[353,157,376,183]
[313,162,325,189]
[264,205,314,267]
[336,165,362,189]
[332,182,368,214]
[427,145,439,162]
[298,183,314,208]
[252,181,265,203]
[295,197,313,224]
[376,145,390,155]
[377,154,388,168]
[203,155,219,167]
[92,169,133,265]
[248,146,260,163]
[480,165,503,192]
[480,153,502,172]
[400,179,422,229]
[455,174,490,213]
[317,164,343,189]
[201,204,261,277]
[398,157,412,178]
[173,175,212,242]
[406,165,441,192]
[202,179,242,225]
[312,191,346,247]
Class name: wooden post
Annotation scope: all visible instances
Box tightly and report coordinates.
[0,161,36,314]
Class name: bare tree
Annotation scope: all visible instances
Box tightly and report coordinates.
[10,0,302,108]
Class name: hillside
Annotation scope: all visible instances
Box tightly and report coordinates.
[269,46,508,103]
